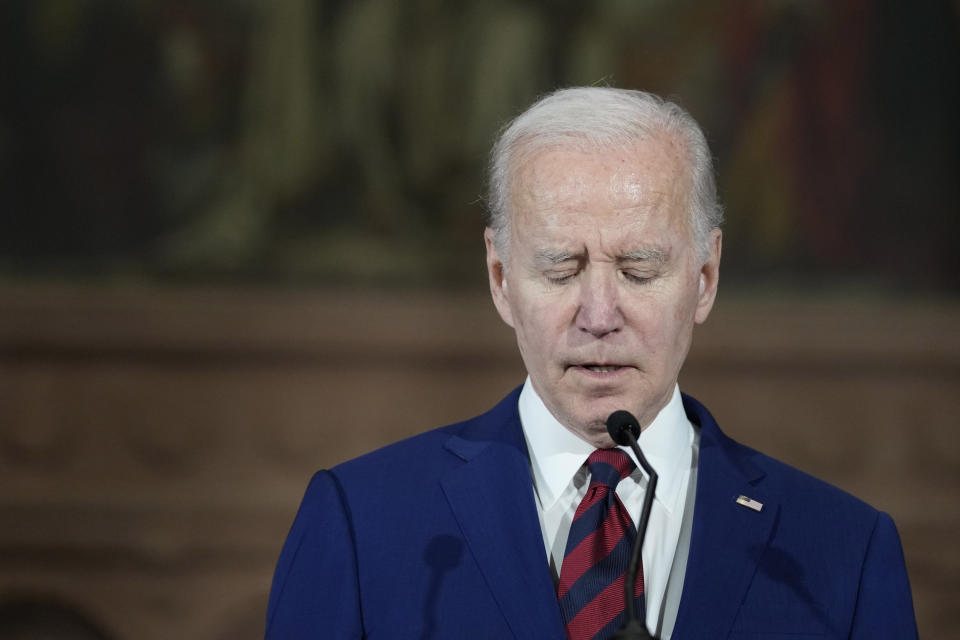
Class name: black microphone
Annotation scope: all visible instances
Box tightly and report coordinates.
[606,410,658,640]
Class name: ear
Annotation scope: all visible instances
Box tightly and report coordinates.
[694,228,722,325]
[484,227,515,328]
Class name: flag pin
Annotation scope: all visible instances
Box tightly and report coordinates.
[736,495,764,512]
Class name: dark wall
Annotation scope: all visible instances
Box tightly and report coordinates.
[0,288,958,638]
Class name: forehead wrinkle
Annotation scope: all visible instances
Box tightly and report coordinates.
[510,141,696,263]
[515,149,672,223]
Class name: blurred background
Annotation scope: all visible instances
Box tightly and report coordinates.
[0,0,957,638]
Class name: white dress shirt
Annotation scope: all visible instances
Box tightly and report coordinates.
[518,378,698,637]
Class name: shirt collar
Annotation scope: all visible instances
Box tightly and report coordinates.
[519,377,694,514]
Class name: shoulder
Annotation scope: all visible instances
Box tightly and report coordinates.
[743,440,878,521]
[682,394,917,635]
[683,391,879,522]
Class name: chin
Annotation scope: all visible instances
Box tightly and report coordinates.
[577,394,655,436]
[582,421,618,448]
[584,397,632,422]
[570,409,618,444]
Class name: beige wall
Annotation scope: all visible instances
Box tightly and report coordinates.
[0,286,957,638]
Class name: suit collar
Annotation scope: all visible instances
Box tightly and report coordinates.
[519,379,695,516]
[671,394,779,639]
[440,388,566,639]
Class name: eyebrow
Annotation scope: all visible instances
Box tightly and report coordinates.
[620,248,669,264]
[534,249,578,265]
[532,246,670,266]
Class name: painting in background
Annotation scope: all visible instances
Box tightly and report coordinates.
[1,0,957,291]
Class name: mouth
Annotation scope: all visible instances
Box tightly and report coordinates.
[570,363,632,376]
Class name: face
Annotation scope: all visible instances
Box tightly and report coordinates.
[485,137,721,447]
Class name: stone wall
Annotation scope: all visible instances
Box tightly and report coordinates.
[0,286,957,638]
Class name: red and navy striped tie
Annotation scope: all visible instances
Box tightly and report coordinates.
[557,448,643,640]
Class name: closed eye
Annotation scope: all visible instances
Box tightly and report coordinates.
[546,271,578,285]
[622,271,654,284]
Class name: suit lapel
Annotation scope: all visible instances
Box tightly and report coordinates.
[671,395,778,639]
[440,396,565,639]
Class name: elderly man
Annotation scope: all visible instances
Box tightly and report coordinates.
[265,88,917,639]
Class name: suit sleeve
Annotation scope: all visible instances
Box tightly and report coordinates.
[265,470,364,639]
[849,511,918,639]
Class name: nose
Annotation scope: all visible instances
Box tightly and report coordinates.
[575,269,624,337]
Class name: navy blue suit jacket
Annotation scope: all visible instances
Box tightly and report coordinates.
[266,389,917,638]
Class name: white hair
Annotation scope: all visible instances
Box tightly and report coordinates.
[486,87,723,263]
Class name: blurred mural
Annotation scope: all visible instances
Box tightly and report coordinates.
[1,1,959,639]
[1,0,958,289]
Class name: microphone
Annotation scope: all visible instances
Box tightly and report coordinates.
[607,410,658,640]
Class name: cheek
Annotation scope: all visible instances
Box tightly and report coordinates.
[631,287,698,352]
[510,289,573,354]
[661,267,701,322]
[663,288,700,358]
[633,311,674,355]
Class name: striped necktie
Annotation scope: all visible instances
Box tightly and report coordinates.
[557,448,643,640]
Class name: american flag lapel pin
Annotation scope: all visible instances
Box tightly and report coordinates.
[736,495,764,512]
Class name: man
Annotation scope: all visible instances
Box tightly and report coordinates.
[265,88,917,639]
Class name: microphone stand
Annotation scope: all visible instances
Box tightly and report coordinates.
[608,412,659,640]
